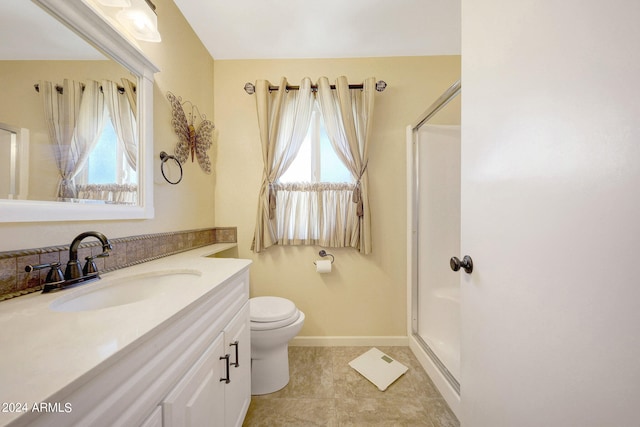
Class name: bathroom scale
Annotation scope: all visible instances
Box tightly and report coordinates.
[348,347,408,391]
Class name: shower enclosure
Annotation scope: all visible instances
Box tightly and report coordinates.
[407,81,461,417]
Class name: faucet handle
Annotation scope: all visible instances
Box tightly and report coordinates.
[25,261,60,273]
[45,263,65,284]
[83,257,98,276]
[82,251,110,275]
[25,262,65,282]
[25,262,65,293]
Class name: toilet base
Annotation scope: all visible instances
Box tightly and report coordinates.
[251,345,290,395]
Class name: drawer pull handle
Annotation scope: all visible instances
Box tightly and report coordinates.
[230,341,240,367]
[220,354,231,383]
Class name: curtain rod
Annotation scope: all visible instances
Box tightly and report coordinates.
[34,83,134,95]
[243,80,387,95]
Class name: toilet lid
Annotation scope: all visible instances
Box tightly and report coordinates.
[250,296,298,322]
[250,310,300,331]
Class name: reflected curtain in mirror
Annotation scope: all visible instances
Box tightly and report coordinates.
[40,79,86,199]
[39,78,138,203]
[103,79,137,170]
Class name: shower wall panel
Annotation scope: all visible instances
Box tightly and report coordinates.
[416,124,461,380]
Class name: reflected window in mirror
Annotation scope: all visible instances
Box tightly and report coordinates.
[35,78,140,205]
[80,114,139,205]
[0,0,159,222]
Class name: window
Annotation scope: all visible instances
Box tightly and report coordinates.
[86,117,137,185]
[278,103,353,184]
[274,101,357,246]
[252,77,374,253]
[75,109,138,204]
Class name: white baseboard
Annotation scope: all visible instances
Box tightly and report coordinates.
[290,336,409,347]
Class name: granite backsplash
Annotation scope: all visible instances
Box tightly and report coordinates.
[0,227,237,301]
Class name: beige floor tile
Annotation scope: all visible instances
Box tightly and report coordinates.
[423,398,460,427]
[286,346,334,398]
[243,346,459,427]
[243,397,336,426]
[336,397,434,427]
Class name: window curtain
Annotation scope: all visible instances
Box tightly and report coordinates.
[316,76,376,254]
[40,79,105,200]
[251,77,315,252]
[103,79,137,171]
[121,78,137,119]
[76,183,137,204]
[274,182,358,247]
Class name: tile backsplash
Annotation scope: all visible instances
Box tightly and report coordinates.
[0,227,236,301]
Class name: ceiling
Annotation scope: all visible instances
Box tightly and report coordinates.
[0,0,105,60]
[172,0,461,60]
[0,0,460,61]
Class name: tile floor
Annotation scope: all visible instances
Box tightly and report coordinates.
[243,346,460,427]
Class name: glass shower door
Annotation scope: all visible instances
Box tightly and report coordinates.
[415,123,461,383]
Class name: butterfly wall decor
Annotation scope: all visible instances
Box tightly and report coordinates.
[166,91,216,174]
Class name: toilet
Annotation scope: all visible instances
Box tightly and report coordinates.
[249,296,305,395]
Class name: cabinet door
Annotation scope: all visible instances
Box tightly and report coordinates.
[163,333,226,427]
[223,302,251,427]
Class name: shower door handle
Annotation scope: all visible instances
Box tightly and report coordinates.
[450,255,473,274]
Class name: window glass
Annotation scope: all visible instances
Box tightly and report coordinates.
[279,104,353,184]
[319,124,352,182]
[86,113,137,185]
[280,133,312,182]
[88,120,117,184]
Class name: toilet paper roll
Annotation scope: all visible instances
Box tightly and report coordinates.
[315,259,332,273]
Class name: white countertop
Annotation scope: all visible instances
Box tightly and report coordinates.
[0,244,250,426]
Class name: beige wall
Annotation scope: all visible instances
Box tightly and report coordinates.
[213,57,460,338]
[0,0,215,251]
[1,1,462,340]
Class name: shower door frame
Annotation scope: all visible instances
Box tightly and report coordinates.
[407,80,461,415]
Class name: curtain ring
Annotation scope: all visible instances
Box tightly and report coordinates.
[160,151,183,185]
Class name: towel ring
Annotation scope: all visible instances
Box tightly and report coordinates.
[159,151,183,185]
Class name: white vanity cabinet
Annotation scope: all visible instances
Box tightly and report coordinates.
[222,303,251,427]
[6,261,252,427]
[162,302,250,427]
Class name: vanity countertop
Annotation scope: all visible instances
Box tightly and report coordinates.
[0,244,250,426]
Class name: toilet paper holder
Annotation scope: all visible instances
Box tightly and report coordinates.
[313,250,335,265]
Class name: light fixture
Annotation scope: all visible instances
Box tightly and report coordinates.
[115,0,161,43]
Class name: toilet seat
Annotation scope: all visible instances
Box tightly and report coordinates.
[250,296,300,331]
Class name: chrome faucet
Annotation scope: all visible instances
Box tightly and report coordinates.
[65,231,112,281]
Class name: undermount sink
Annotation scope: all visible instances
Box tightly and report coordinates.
[49,270,202,312]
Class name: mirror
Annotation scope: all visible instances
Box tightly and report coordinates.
[0,0,158,222]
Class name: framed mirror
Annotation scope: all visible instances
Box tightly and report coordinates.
[0,0,159,222]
